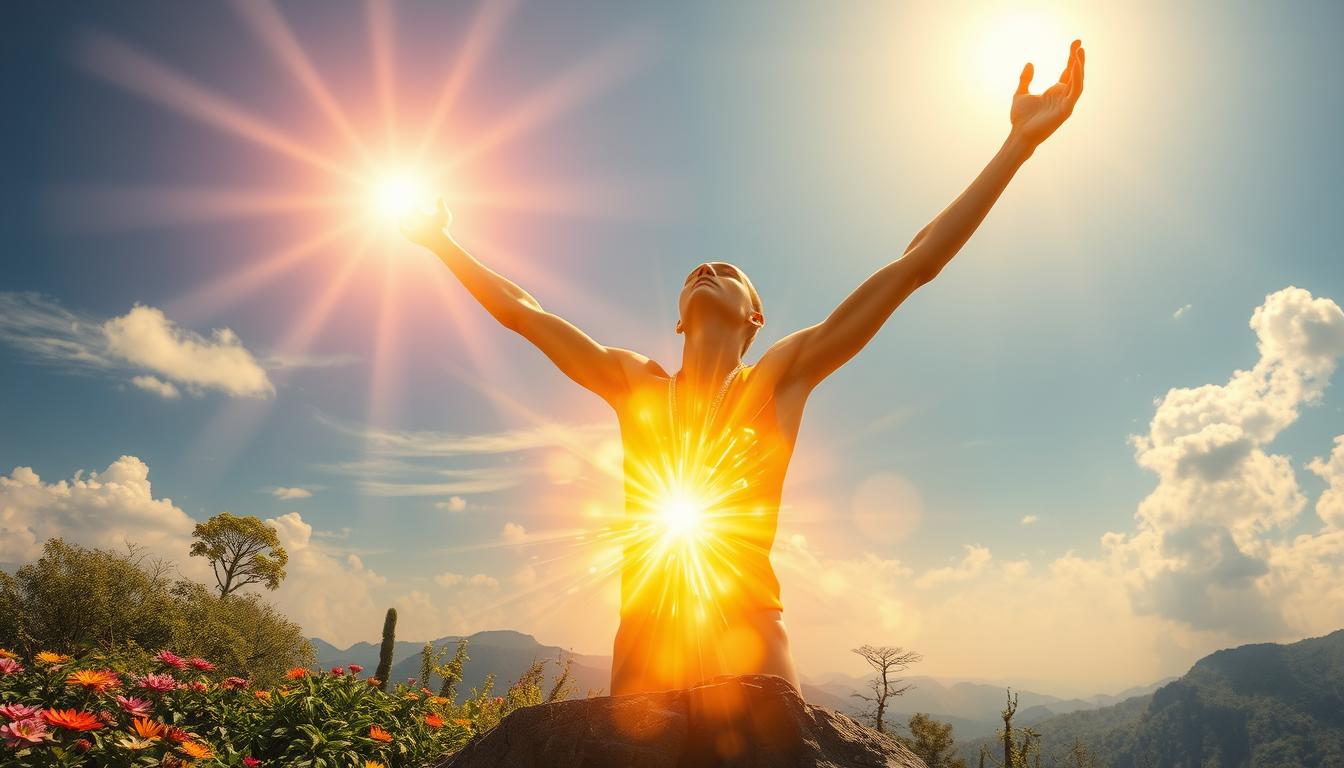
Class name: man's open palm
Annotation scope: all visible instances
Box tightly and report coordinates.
[400,197,452,249]
[1011,39,1085,147]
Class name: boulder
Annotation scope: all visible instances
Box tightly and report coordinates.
[435,673,927,767]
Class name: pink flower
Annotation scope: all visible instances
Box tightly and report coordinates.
[188,657,215,671]
[243,757,262,767]
[331,667,344,676]
[0,703,40,721]
[0,716,47,747]
[137,673,179,693]
[190,680,209,692]
[114,695,152,717]
[0,658,23,676]
[155,649,188,670]
[221,676,249,690]
[348,664,363,674]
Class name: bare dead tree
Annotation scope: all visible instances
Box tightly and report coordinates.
[850,644,923,733]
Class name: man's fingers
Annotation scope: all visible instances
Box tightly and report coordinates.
[1016,62,1033,96]
[1057,39,1081,84]
[1068,47,1085,101]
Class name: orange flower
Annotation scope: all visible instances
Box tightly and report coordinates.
[452,718,472,727]
[166,726,193,743]
[66,669,121,693]
[35,651,73,665]
[285,667,308,680]
[366,677,381,686]
[253,690,272,701]
[132,717,168,740]
[42,708,104,731]
[368,725,393,743]
[404,692,420,700]
[424,713,444,729]
[179,740,213,758]
[0,648,17,659]
[365,762,387,768]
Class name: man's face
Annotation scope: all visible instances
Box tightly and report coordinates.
[678,262,761,331]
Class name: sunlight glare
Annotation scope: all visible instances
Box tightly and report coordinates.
[657,491,706,542]
[970,4,1076,102]
[368,169,430,221]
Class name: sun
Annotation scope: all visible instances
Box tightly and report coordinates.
[366,168,431,222]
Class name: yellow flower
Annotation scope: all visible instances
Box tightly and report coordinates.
[179,740,213,759]
[404,692,420,700]
[66,668,121,693]
[36,651,73,665]
[116,736,158,751]
[365,762,387,768]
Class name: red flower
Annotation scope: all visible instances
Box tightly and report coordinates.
[155,650,188,670]
[188,657,215,671]
[41,708,104,731]
[424,713,445,729]
[73,737,93,752]
[348,664,364,674]
[285,667,308,680]
[243,758,262,767]
[331,666,345,676]
[222,676,249,690]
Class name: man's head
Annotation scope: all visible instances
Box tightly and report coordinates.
[675,262,764,356]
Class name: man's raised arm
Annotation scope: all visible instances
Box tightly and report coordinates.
[774,39,1085,390]
[401,199,633,404]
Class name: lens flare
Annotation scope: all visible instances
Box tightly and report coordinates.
[657,490,706,542]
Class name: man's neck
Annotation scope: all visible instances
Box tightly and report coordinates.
[679,322,745,393]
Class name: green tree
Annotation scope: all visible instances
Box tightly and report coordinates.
[375,607,397,692]
[897,712,967,768]
[0,538,178,655]
[189,511,288,597]
[851,644,923,733]
[438,638,469,701]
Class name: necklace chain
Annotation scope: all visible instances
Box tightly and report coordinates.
[668,362,744,435]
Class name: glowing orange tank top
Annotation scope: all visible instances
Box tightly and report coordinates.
[617,363,786,623]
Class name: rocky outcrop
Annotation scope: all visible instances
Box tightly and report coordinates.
[435,673,927,767]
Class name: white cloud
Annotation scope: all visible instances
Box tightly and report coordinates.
[501,522,527,543]
[1307,436,1344,530]
[104,305,273,398]
[435,571,466,587]
[0,293,274,399]
[262,512,385,647]
[131,374,181,399]
[1173,304,1192,319]
[915,544,993,588]
[1020,514,1039,525]
[271,486,313,500]
[0,457,206,578]
[435,496,467,512]
[469,573,500,589]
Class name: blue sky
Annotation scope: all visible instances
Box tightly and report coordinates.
[3,0,1343,696]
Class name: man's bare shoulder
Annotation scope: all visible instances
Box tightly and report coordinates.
[606,347,670,389]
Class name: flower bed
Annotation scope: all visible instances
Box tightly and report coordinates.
[0,648,507,767]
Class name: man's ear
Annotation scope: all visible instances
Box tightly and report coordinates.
[675,320,683,334]
[749,311,764,328]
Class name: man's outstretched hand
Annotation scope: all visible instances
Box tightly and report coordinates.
[400,197,453,250]
[1010,39,1085,148]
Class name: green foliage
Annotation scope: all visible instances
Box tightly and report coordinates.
[0,539,311,686]
[438,640,469,702]
[189,511,288,597]
[376,608,398,693]
[897,712,967,768]
[0,648,480,766]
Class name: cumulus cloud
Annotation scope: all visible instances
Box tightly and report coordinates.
[0,456,206,577]
[435,496,467,512]
[501,522,527,544]
[1110,286,1344,635]
[1307,436,1344,530]
[1020,514,1039,525]
[435,571,466,587]
[271,486,313,500]
[915,544,992,588]
[103,305,272,398]
[469,574,500,589]
[1173,304,1192,319]
[263,512,386,646]
[0,293,275,399]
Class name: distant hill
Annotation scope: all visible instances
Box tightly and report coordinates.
[957,629,1344,767]
[804,672,1172,741]
[312,630,611,701]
